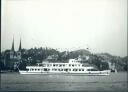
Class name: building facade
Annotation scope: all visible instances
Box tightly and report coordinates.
[6,37,22,70]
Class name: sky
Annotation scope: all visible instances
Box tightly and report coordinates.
[1,0,127,57]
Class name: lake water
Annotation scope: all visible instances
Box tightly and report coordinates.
[0,72,127,92]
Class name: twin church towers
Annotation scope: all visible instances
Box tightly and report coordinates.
[11,37,22,51]
[10,37,22,60]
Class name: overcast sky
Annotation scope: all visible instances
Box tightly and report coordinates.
[1,0,127,57]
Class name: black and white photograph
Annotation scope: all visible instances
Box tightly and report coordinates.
[1,0,127,91]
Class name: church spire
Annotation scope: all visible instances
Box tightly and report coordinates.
[19,37,22,51]
[11,36,14,51]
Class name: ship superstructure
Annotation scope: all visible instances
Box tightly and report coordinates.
[19,59,110,75]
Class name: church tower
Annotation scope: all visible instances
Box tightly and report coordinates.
[17,37,22,59]
[19,38,22,51]
[10,37,15,59]
[11,37,15,51]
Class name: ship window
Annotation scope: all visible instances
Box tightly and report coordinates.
[90,69,98,71]
[82,69,84,71]
[43,64,46,67]
[44,68,47,71]
[64,69,68,71]
[87,69,91,71]
[76,69,78,71]
[55,69,57,71]
[35,69,37,71]
[87,69,98,71]
[72,64,74,67]
[39,64,42,66]
[87,69,97,71]
[56,64,58,66]
[53,64,55,67]
[73,69,77,71]
[69,69,71,71]
[63,64,65,66]
[58,69,60,71]
[59,64,62,67]
[79,69,81,71]
[47,69,50,71]
[75,64,77,66]
[61,69,63,71]
[47,64,51,67]
[38,69,40,71]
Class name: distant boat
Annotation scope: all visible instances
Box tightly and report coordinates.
[19,59,111,76]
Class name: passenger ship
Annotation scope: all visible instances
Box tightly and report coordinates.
[19,59,110,75]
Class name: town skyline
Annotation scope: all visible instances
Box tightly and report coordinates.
[1,0,127,57]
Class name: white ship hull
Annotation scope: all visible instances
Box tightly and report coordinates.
[19,70,110,76]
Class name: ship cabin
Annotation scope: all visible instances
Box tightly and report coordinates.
[26,59,99,73]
